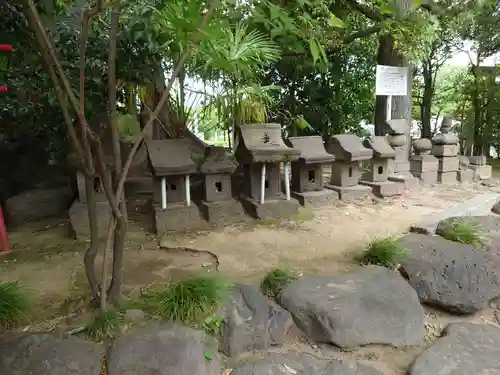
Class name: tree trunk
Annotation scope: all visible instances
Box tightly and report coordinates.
[106,8,126,306]
[420,61,433,139]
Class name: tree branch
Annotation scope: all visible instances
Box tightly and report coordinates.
[99,0,220,305]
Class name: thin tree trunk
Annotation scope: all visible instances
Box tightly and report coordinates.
[103,7,126,308]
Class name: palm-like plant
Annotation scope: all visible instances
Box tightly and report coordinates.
[198,22,281,148]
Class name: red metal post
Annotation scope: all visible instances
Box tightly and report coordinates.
[0,205,10,253]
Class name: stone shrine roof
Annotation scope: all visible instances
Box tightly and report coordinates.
[385,119,409,135]
[146,139,197,176]
[287,136,335,164]
[200,146,237,174]
[236,123,300,163]
[326,134,373,162]
[363,136,395,159]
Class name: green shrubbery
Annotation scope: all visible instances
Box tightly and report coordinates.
[360,237,407,269]
[261,268,297,298]
[0,281,30,330]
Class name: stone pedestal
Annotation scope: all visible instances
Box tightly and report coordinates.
[200,200,246,225]
[240,196,299,220]
[410,139,438,185]
[385,119,418,189]
[457,155,473,183]
[470,164,493,181]
[325,161,372,201]
[291,190,339,207]
[457,169,474,183]
[431,117,459,185]
[153,203,207,235]
[69,199,112,240]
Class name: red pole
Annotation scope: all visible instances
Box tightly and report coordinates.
[0,205,10,253]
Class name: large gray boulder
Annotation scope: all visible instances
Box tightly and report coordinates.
[399,234,500,314]
[107,325,221,375]
[5,186,73,226]
[231,352,383,375]
[409,323,500,375]
[436,215,500,256]
[0,333,104,375]
[220,284,293,357]
[278,266,425,348]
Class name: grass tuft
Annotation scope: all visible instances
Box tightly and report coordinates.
[360,236,407,269]
[0,281,30,330]
[261,268,297,298]
[135,274,232,326]
[85,309,125,341]
[440,218,488,249]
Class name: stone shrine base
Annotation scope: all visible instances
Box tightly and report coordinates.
[388,172,418,189]
[240,195,299,220]
[200,200,246,225]
[153,203,207,235]
[411,170,438,185]
[359,180,404,198]
[324,184,371,201]
[437,171,458,185]
[69,200,112,240]
[457,169,474,183]
[469,164,492,181]
[291,189,339,207]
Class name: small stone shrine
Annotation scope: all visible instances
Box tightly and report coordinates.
[287,136,337,206]
[69,116,114,240]
[457,155,474,183]
[199,146,244,224]
[384,119,418,188]
[69,172,112,240]
[325,134,373,201]
[235,123,300,219]
[468,155,492,181]
[359,136,403,197]
[431,116,459,184]
[147,138,205,234]
[409,138,438,185]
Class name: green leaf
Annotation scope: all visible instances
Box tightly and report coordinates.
[308,38,320,65]
[329,14,345,28]
[413,0,423,9]
[204,351,212,361]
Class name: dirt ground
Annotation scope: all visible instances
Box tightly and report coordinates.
[1,181,496,321]
[2,181,500,374]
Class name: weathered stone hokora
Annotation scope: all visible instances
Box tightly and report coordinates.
[219,284,293,357]
[409,323,500,375]
[278,266,425,348]
[107,326,221,375]
[399,234,500,314]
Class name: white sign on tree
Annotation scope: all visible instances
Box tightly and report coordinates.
[375,65,408,121]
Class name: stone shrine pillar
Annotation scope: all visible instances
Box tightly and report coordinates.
[384,119,418,188]
[457,156,474,183]
[468,156,492,181]
[431,117,459,185]
[409,138,438,185]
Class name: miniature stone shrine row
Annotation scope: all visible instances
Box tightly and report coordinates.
[68,120,492,238]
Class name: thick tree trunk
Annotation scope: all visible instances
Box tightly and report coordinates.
[83,176,100,302]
